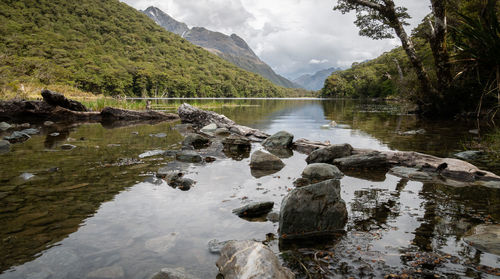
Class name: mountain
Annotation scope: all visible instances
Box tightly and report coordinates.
[293,67,341,91]
[0,0,288,98]
[142,6,299,89]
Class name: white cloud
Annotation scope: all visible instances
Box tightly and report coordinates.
[121,0,431,79]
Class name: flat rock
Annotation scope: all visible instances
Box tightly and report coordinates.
[454,150,484,161]
[306,144,353,164]
[151,267,199,279]
[399,129,426,135]
[389,166,436,181]
[464,224,500,256]
[222,134,251,150]
[250,150,285,171]
[216,241,295,279]
[262,131,294,149]
[232,201,274,218]
[279,179,347,239]
[333,151,389,169]
[49,132,60,137]
[302,163,344,182]
[175,150,202,163]
[292,138,330,155]
[182,133,210,149]
[139,150,165,159]
[87,265,124,279]
[4,131,30,143]
[0,122,11,131]
[20,128,40,135]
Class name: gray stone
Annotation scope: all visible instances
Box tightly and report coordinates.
[163,150,179,157]
[222,134,251,151]
[20,128,40,135]
[87,265,124,279]
[43,121,54,126]
[208,239,232,254]
[175,150,202,163]
[306,144,353,164]
[267,212,280,223]
[4,131,30,143]
[200,123,217,133]
[49,132,60,137]
[61,144,76,150]
[292,177,311,188]
[250,150,285,170]
[0,140,10,152]
[333,151,389,169]
[464,224,500,256]
[232,201,274,218]
[182,133,210,149]
[0,122,11,131]
[279,179,347,239]
[18,123,30,129]
[399,129,426,135]
[389,166,436,181]
[302,163,344,182]
[216,241,295,279]
[215,128,231,137]
[151,267,199,279]
[262,131,294,149]
[139,150,165,159]
[20,173,35,180]
[454,150,484,161]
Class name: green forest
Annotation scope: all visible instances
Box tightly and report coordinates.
[323,0,500,117]
[0,0,294,98]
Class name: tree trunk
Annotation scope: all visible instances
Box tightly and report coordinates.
[429,0,452,93]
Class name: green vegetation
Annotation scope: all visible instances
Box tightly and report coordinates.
[0,0,294,98]
[325,0,500,117]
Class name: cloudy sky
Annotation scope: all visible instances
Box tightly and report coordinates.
[121,0,431,80]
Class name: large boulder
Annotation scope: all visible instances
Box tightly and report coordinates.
[250,150,285,170]
[333,151,389,169]
[216,241,295,279]
[279,179,347,239]
[305,144,353,164]
[182,133,210,149]
[41,89,88,112]
[301,163,344,183]
[232,201,274,218]
[262,131,294,149]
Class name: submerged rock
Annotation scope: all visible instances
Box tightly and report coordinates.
[175,150,202,163]
[399,129,426,135]
[216,241,295,279]
[0,122,11,131]
[250,150,285,171]
[464,224,500,256]
[301,163,344,182]
[87,265,124,279]
[232,201,274,218]
[145,233,178,254]
[182,133,210,149]
[139,150,165,159]
[0,140,10,153]
[150,133,167,138]
[454,150,484,161]
[61,144,76,150]
[306,144,353,164]
[157,169,195,190]
[262,131,294,149]
[333,151,389,169]
[208,239,232,254]
[279,179,347,239]
[4,131,30,143]
[151,267,199,279]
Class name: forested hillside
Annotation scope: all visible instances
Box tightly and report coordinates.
[0,0,290,97]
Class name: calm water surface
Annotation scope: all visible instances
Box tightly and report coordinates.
[0,99,499,278]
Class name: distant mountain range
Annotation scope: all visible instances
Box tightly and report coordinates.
[293,67,341,91]
[143,6,299,89]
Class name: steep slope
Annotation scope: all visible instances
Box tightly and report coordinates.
[0,0,287,97]
[293,67,341,91]
[142,6,299,89]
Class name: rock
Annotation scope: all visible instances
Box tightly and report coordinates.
[279,179,347,239]
[20,128,40,135]
[157,169,183,182]
[330,121,337,127]
[139,150,165,159]
[454,150,484,161]
[18,123,30,128]
[320,124,330,129]
[176,178,195,191]
[232,201,274,218]
[267,212,280,223]
[175,150,202,163]
[20,173,35,180]
[464,224,500,256]
[145,233,178,254]
[87,265,124,279]
[389,166,437,181]
[292,177,311,188]
[43,121,54,126]
[222,134,251,155]
[163,150,179,157]
[182,133,210,149]
[204,156,216,163]
[151,267,199,279]
[262,131,294,149]
[4,131,30,143]
[215,128,230,137]
[333,151,389,169]
[61,144,76,150]
[292,138,329,155]
[200,123,217,133]
[399,129,426,135]
[301,163,344,182]
[150,133,167,138]
[230,125,269,139]
[0,140,10,153]
[178,103,235,128]
[216,241,295,279]
[0,122,11,131]
[306,144,353,164]
[42,89,88,112]
[49,132,60,137]
[208,239,232,254]
[101,107,178,121]
[250,150,285,171]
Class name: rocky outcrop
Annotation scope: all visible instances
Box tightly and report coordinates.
[232,201,274,218]
[279,179,347,239]
[306,144,353,164]
[216,241,295,279]
[41,89,88,112]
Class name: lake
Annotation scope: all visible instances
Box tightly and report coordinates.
[1,99,499,278]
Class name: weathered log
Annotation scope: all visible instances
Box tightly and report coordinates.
[0,100,100,122]
[41,89,88,112]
